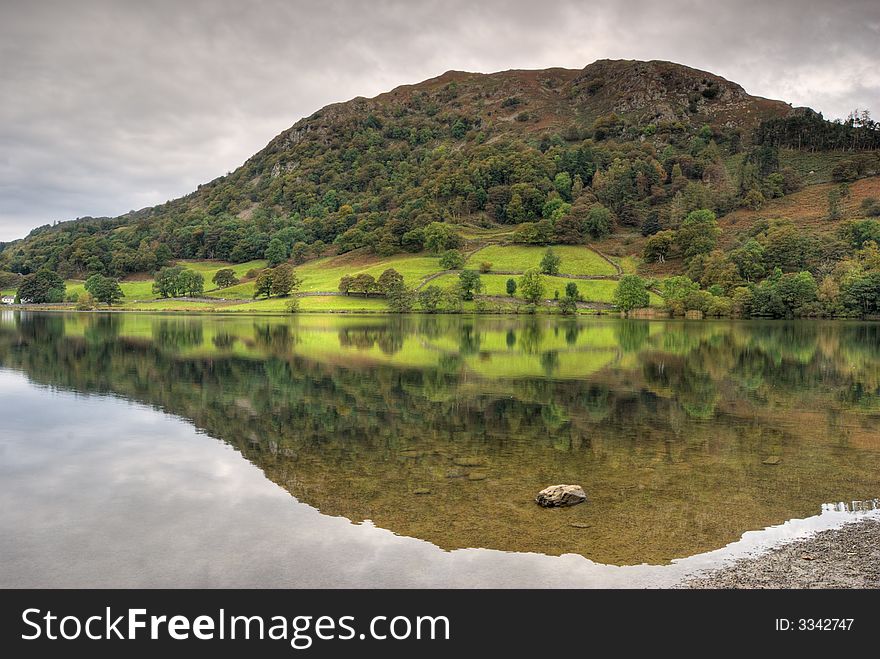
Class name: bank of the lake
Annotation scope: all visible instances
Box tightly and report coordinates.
[681,518,880,588]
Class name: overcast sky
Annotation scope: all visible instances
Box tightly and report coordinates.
[1,0,877,242]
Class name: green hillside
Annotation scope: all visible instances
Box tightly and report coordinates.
[2,58,879,317]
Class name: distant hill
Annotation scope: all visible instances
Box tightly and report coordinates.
[2,58,878,314]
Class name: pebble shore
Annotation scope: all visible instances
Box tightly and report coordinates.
[681,518,880,589]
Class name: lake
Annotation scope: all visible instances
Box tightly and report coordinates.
[1,311,878,587]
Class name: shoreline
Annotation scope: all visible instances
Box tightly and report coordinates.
[680,518,880,589]
[3,304,880,321]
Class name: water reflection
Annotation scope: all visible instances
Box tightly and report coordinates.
[0,311,878,568]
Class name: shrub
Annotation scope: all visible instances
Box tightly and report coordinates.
[861,197,880,217]
[75,292,95,310]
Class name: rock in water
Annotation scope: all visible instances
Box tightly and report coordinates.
[535,484,587,507]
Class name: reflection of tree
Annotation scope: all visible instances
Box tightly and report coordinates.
[563,321,580,346]
[518,318,543,354]
[153,319,203,350]
[254,322,295,353]
[16,312,64,344]
[84,314,121,345]
[540,350,560,377]
[458,323,480,356]
[580,385,611,422]
[615,320,649,353]
[377,318,405,355]
[213,332,236,349]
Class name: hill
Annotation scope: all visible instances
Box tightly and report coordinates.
[2,58,880,317]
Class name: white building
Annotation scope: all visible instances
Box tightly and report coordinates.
[1,295,15,305]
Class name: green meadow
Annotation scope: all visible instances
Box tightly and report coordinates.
[8,245,658,314]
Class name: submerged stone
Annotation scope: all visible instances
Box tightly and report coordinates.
[763,456,782,465]
[535,484,587,507]
[453,456,486,467]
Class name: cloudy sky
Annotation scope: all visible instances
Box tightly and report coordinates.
[1,0,877,242]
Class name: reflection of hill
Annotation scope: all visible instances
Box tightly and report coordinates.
[0,311,878,565]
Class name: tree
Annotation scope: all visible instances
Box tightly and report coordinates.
[506,278,517,296]
[661,276,700,315]
[558,296,577,315]
[697,250,741,292]
[212,268,239,288]
[613,275,650,312]
[17,269,65,303]
[676,209,720,261]
[584,204,613,240]
[775,271,818,316]
[75,292,95,310]
[439,249,465,269]
[418,285,443,312]
[254,270,273,298]
[730,239,766,282]
[84,274,124,306]
[377,268,404,294]
[270,263,300,296]
[553,172,572,200]
[458,270,482,301]
[290,241,310,265]
[338,275,354,295]
[178,270,204,297]
[644,230,676,263]
[424,222,461,253]
[442,284,464,312]
[387,285,416,312]
[842,272,880,315]
[540,248,561,275]
[641,211,662,237]
[265,238,288,266]
[553,212,584,244]
[559,281,579,315]
[479,261,492,273]
[351,273,378,296]
[518,268,545,305]
[153,266,184,298]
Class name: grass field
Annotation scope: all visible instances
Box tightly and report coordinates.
[429,272,661,305]
[204,253,442,299]
[227,295,390,313]
[465,245,617,276]
[65,278,157,301]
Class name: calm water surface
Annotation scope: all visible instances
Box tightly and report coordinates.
[0,311,878,587]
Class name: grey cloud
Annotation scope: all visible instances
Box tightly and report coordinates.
[0,0,877,241]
